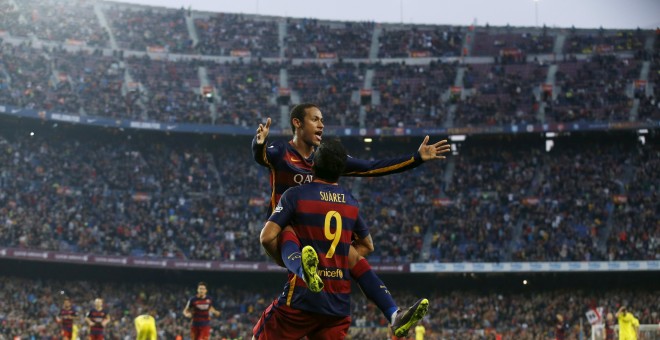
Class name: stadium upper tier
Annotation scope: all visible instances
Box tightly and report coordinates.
[0,120,656,265]
[0,0,657,129]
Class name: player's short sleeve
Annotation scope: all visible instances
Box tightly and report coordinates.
[353,215,369,239]
[268,188,296,227]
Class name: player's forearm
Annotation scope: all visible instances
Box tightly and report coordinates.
[251,136,268,166]
[353,234,374,256]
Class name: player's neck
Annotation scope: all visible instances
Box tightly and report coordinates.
[313,179,337,185]
[290,137,314,159]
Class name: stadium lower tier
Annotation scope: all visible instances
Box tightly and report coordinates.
[0,263,658,340]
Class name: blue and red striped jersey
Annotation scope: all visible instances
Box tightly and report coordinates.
[268,181,369,317]
[86,309,107,335]
[58,308,76,332]
[186,296,215,327]
[253,138,423,214]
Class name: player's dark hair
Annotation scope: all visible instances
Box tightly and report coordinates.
[290,103,319,134]
[197,281,208,289]
[312,139,347,182]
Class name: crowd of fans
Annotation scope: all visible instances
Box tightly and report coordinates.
[459,61,547,126]
[565,28,647,55]
[378,26,464,58]
[1,30,656,127]
[0,0,651,60]
[471,29,554,56]
[288,61,363,126]
[0,0,108,47]
[107,5,192,53]
[285,19,374,59]
[370,61,457,128]
[194,13,279,58]
[548,55,641,123]
[0,122,657,263]
[0,275,657,339]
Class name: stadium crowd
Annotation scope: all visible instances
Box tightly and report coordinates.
[0,275,657,339]
[1,0,656,129]
[0,121,656,264]
[1,41,653,128]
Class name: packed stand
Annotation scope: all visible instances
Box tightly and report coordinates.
[565,28,648,55]
[1,275,658,339]
[370,61,457,128]
[0,120,656,264]
[432,137,541,262]
[288,62,363,127]
[0,43,52,111]
[285,19,373,59]
[548,55,640,123]
[1,0,108,47]
[459,61,546,126]
[0,125,266,261]
[126,55,212,123]
[378,25,464,58]
[194,13,280,58]
[636,39,660,122]
[471,29,554,56]
[0,44,131,118]
[205,59,281,126]
[0,0,20,36]
[106,5,193,53]
[512,137,637,262]
[606,143,659,261]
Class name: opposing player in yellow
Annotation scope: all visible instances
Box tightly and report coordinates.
[135,313,157,340]
[616,306,639,340]
[415,323,426,340]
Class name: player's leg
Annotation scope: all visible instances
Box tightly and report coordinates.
[197,326,210,340]
[279,226,324,292]
[390,298,429,337]
[349,246,428,337]
[147,318,157,340]
[260,223,285,267]
[307,315,351,340]
[253,301,316,340]
[349,248,398,323]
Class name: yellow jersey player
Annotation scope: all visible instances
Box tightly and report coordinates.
[134,313,157,340]
[616,306,640,340]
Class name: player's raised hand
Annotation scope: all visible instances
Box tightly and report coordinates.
[255,118,272,144]
[418,135,451,161]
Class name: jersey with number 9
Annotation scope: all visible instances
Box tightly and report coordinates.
[269,181,369,316]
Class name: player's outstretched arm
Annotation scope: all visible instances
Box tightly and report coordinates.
[182,301,192,318]
[418,135,451,162]
[210,306,221,318]
[255,118,271,145]
[260,221,285,267]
